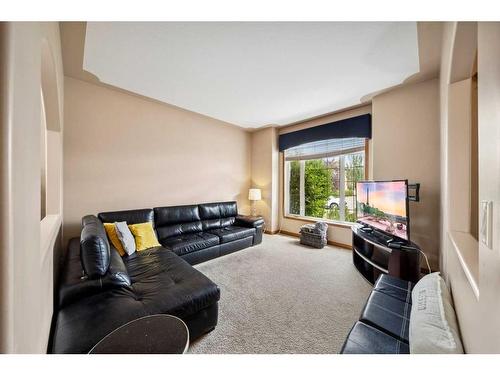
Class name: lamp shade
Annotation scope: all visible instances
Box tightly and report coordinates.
[248,188,262,201]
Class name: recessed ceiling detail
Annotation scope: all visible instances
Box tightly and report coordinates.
[84,22,419,128]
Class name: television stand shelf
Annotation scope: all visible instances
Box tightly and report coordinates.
[352,226,421,284]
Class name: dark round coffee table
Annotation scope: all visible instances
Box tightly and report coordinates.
[89,314,189,354]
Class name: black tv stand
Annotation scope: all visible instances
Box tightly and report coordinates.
[352,226,421,284]
[359,225,373,233]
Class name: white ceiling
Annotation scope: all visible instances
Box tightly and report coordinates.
[83,22,419,128]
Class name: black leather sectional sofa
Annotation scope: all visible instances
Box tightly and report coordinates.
[51,201,264,353]
[340,274,414,354]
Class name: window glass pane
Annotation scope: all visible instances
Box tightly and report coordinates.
[344,152,365,222]
[304,159,332,218]
[288,160,300,215]
[325,156,340,221]
[285,138,365,161]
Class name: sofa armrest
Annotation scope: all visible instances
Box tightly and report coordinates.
[58,238,131,309]
[80,215,111,278]
[235,215,264,228]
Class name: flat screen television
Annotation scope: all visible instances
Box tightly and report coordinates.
[356,180,410,242]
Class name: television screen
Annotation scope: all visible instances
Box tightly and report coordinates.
[356,180,409,241]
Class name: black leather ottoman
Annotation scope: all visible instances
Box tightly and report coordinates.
[341,321,410,354]
[340,274,415,354]
[373,274,414,304]
[360,291,411,344]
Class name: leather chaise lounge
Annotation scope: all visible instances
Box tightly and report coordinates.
[51,201,263,353]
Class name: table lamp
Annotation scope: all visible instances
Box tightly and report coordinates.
[248,188,262,216]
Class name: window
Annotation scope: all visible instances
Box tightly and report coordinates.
[284,138,367,223]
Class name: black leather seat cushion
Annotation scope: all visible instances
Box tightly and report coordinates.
[124,247,220,314]
[160,232,220,255]
[208,226,256,243]
[53,247,220,353]
[340,321,410,354]
[360,290,411,343]
[373,274,414,304]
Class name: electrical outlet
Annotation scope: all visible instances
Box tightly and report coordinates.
[480,201,493,249]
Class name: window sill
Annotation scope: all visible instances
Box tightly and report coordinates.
[283,214,356,229]
[448,230,479,300]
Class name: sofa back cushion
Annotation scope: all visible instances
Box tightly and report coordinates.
[198,203,222,230]
[98,208,154,226]
[220,201,238,227]
[154,205,202,241]
[199,201,237,230]
[80,215,111,278]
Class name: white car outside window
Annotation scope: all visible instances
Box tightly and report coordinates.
[325,196,340,209]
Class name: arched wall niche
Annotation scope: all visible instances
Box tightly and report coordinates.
[40,37,62,217]
[41,38,61,132]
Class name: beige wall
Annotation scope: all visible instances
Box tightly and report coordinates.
[440,22,500,353]
[251,127,279,232]
[372,79,440,269]
[63,77,251,241]
[0,22,64,353]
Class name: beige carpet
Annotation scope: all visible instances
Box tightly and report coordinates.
[188,234,371,354]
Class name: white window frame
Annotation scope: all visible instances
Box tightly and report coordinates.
[283,142,367,225]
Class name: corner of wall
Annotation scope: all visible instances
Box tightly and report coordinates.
[250,126,280,231]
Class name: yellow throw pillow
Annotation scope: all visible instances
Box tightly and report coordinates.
[128,222,161,251]
[103,223,126,256]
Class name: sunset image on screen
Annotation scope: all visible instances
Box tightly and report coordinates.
[356,181,408,240]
